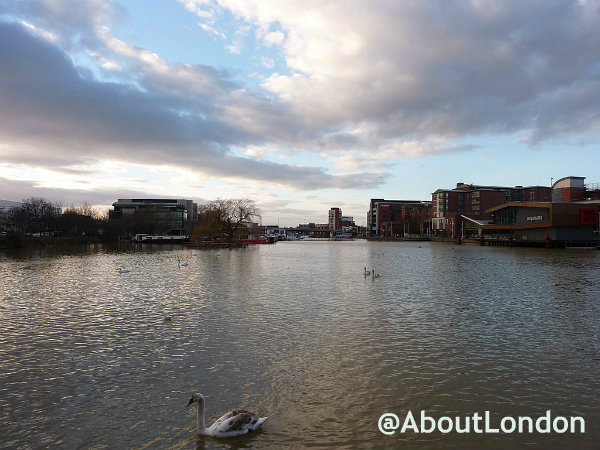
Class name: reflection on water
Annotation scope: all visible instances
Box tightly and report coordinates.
[1,241,599,449]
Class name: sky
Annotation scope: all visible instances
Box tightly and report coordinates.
[1,0,599,226]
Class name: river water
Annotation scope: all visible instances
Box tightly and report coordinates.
[0,240,599,449]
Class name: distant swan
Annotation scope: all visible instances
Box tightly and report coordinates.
[187,393,268,438]
[117,268,129,273]
[178,258,188,267]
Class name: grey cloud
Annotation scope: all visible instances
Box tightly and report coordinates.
[0,22,247,151]
[0,21,385,190]
[4,0,597,196]
[0,176,153,207]
[256,1,600,146]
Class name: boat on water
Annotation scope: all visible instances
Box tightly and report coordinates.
[132,234,189,243]
[215,236,271,244]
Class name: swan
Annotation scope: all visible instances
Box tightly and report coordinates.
[117,268,130,273]
[177,258,189,267]
[187,393,268,438]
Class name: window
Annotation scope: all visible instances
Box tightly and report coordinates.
[494,207,517,225]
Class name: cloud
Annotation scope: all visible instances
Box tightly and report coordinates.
[263,30,284,46]
[199,22,226,40]
[0,176,150,208]
[199,0,600,145]
[2,0,600,207]
[0,20,383,191]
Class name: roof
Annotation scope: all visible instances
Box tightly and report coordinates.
[485,202,552,214]
[460,215,493,226]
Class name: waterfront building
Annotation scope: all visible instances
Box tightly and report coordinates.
[367,199,432,236]
[340,216,355,230]
[475,202,599,247]
[552,176,586,203]
[328,207,356,232]
[109,198,197,236]
[432,183,552,237]
[328,207,341,231]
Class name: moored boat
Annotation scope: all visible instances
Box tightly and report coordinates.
[132,234,189,243]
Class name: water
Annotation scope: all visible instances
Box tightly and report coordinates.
[0,241,599,449]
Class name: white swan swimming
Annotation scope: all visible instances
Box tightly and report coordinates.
[187,393,268,438]
[177,258,189,267]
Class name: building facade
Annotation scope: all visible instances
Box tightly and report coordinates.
[552,176,586,203]
[109,198,197,236]
[432,183,552,237]
[480,202,599,246]
[367,199,432,236]
[328,207,341,231]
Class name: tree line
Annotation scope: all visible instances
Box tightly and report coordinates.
[0,197,112,247]
[1,197,261,247]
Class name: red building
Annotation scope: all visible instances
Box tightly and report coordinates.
[432,183,552,237]
[552,176,586,203]
[328,207,341,231]
[375,202,432,236]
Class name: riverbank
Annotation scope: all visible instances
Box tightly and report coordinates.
[0,234,109,250]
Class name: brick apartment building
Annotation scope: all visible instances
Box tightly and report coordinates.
[432,183,552,237]
[367,199,432,236]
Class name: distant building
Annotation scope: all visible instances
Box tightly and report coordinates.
[0,200,23,232]
[552,176,586,203]
[328,207,341,231]
[0,199,23,210]
[367,199,432,236]
[327,207,357,234]
[340,216,355,230]
[109,198,197,236]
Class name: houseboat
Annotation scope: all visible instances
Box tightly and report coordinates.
[132,234,189,243]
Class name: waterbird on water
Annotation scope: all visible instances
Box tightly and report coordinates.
[177,258,189,267]
[187,393,268,438]
[117,268,130,273]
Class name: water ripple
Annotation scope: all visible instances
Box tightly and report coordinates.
[0,242,599,449]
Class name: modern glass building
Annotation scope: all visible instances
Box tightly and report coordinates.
[109,198,196,236]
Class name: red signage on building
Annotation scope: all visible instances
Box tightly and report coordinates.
[580,208,599,225]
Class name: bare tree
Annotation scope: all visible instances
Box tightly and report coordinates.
[64,202,102,219]
[192,198,261,242]
[17,197,62,234]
